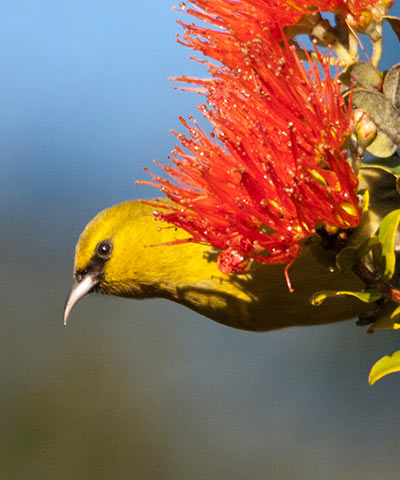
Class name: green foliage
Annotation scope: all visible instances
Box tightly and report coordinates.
[363,155,400,175]
[348,61,400,157]
[390,304,400,323]
[383,63,400,110]
[310,290,382,306]
[353,90,400,157]
[378,209,400,280]
[336,237,380,275]
[369,350,400,385]
[340,61,381,90]
[310,170,400,383]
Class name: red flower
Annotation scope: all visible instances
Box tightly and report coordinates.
[137,1,368,289]
[176,0,391,41]
[139,29,361,286]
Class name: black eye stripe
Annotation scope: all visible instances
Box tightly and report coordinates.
[74,240,113,282]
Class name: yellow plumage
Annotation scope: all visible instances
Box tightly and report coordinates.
[65,199,367,331]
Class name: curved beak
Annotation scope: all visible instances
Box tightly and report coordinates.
[63,273,99,325]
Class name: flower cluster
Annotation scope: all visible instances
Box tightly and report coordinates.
[176,0,392,39]
[138,0,390,285]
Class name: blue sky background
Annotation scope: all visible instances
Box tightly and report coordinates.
[2,2,400,479]
[1,1,201,243]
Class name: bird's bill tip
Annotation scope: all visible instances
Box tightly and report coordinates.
[63,274,99,325]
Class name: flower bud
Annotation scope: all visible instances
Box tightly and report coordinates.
[353,109,378,149]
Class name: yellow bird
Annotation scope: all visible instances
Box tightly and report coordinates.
[64,198,371,331]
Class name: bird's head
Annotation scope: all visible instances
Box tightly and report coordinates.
[63,200,168,325]
[64,198,215,325]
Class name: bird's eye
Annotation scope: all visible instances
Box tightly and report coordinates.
[95,241,113,259]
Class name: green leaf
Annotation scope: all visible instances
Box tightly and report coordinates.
[363,155,400,175]
[335,189,371,257]
[358,236,380,257]
[336,237,380,274]
[340,62,381,90]
[367,314,396,333]
[378,209,400,280]
[358,167,400,239]
[361,189,370,214]
[391,304,400,323]
[367,131,397,158]
[383,63,400,110]
[369,350,400,385]
[310,289,382,306]
[367,304,400,332]
[353,89,400,157]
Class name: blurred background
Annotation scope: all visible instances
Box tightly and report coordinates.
[2,1,400,478]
